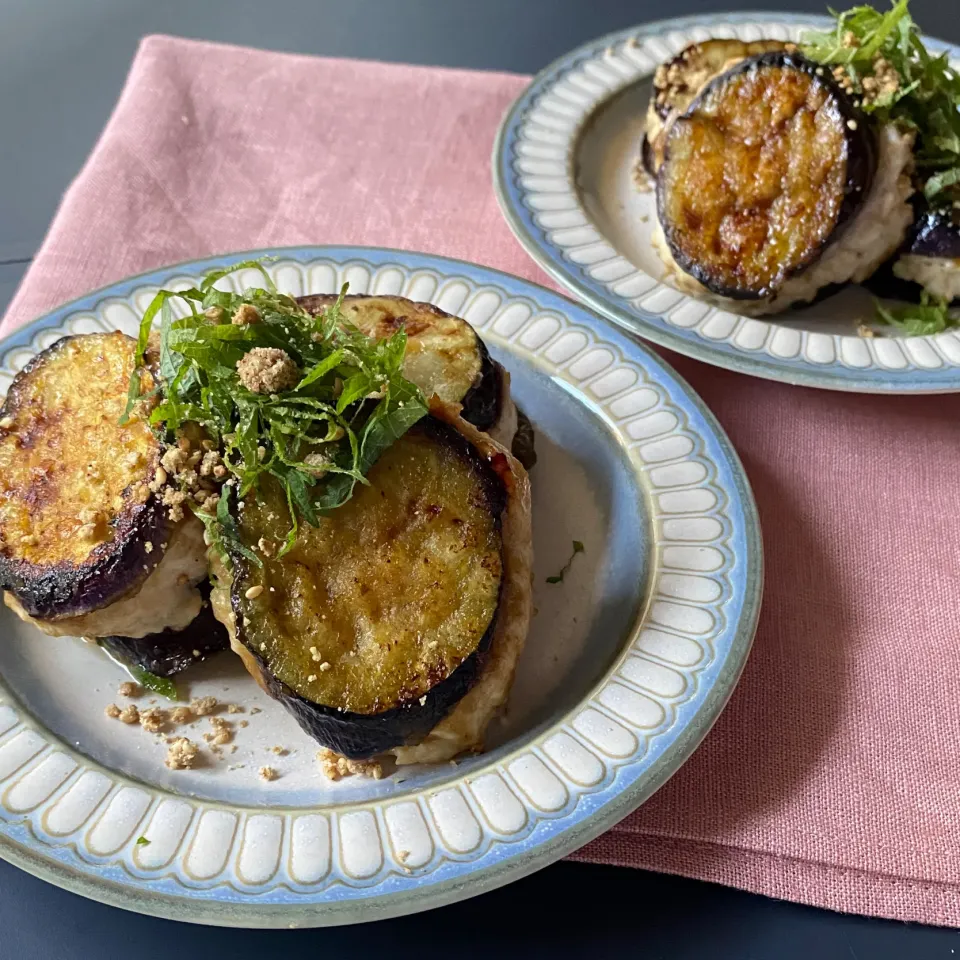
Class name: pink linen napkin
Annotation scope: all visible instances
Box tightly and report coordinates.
[6,35,960,926]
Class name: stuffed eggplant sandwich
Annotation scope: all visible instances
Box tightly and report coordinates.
[639,0,960,334]
[0,261,534,770]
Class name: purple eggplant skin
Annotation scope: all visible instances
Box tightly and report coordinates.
[906,207,960,259]
[0,333,169,620]
[99,587,229,677]
[0,505,168,621]
[240,625,497,759]
[458,336,502,432]
[511,407,537,470]
[864,205,960,304]
[641,134,657,179]
[657,51,876,301]
[296,293,503,432]
[227,416,507,761]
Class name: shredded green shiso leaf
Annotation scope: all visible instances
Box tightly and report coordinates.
[875,291,956,334]
[801,0,960,206]
[545,540,584,585]
[122,259,427,560]
[802,1,960,334]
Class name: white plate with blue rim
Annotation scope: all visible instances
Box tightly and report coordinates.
[494,12,960,393]
[0,247,761,926]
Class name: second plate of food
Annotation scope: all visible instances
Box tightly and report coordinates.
[494,6,960,392]
[0,247,760,926]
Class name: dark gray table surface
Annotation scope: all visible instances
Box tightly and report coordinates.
[2,1,959,957]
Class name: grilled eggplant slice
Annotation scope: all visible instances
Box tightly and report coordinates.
[0,331,207,635]
[99,586,229,677]
[296,294,521,449]
[643,38,788,177]
[210,401,532,762]
[654,51,914,314]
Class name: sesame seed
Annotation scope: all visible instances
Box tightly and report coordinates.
[245,585,263,599]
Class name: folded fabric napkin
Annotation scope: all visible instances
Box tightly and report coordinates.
[5,35,960,927]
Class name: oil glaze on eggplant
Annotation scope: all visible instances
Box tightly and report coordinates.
[642,38,788,177]
[0,332,170,620]
[657,51,876,301]
[218,415,510,760]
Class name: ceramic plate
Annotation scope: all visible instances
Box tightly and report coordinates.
[494,12,960,393]
[0,247,761,926]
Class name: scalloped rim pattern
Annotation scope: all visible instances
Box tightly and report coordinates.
[0,247,761,927]
[494,12,960,393]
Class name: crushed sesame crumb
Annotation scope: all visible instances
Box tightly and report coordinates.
[118,704,140,725]
[232,303,261,326]
[249,707,261,715]
[139,707,167,734]
[259,766,279,782]
[316,749,383,781]
[191,696,219,716]
[171,706,193,724]
[319,661,332,673]
[118,681,141,698]
[236,347,299,394]
[104,704,121,719]
[165,738,200,770]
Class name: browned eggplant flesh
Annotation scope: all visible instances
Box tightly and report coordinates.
[657,51,875,299]
[0,332,170,620]
[222,416,507,759]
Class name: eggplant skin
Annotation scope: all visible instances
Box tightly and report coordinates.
[0,332,168,620]
[297,294,503,431]
[657,51,875,301]
[867,206,960,303]
[906,208,960,260]
[221,415,508,760]
[99,585,229,677]
[511,407,537,470]
[241,631,494,759]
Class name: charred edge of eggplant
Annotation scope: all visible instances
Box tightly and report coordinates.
[99,585,229,677]
[511,407,537,470]
[0,337,168,620]
[641,134,657,179]
[458,339,501,431]
[229,415,508,760]
[658,51,877,301]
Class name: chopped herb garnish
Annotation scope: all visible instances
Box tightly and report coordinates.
[875,291,958,334]
[122,260,427,559]
[136,836,151,846]
[96,643,180,701]
[801,1,960,207]
[130,665,179,702]
[546,540,584,584]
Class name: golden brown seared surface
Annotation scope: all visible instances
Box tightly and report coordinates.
[652,38,787,120]
[659,56,866,298]
[298,295,484,406]
[0,332,159,569]
[234,420,504,715]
